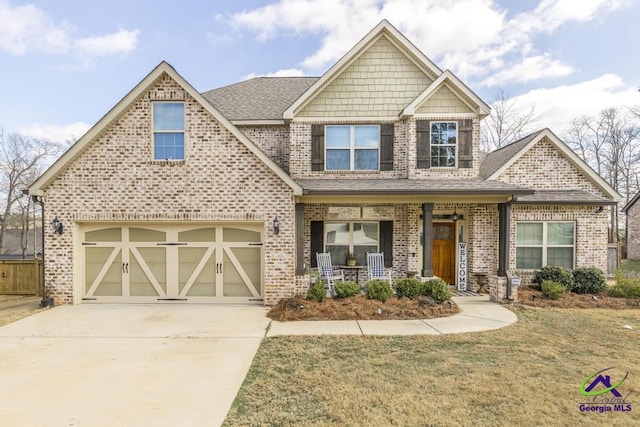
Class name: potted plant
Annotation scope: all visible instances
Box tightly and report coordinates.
[346,252,357,266]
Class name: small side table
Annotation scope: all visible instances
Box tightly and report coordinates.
[339,265,367,285]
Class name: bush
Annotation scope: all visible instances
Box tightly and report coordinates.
[608,271,640,298]
[333,280,361,299]
[365,279,393,302]
[535,265,573,290]
[572,267,607,294]
[306,282,326,302]
[541,280,566,300]
[395,278,423,299]
[422,278,452,303]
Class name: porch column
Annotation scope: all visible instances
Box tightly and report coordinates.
[498,203,511,277]
[421,203,433,277]
[295,203,305,275]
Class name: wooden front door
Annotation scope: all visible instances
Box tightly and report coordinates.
[432,223,455,284]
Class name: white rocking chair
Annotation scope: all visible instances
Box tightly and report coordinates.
[316,252,344,296]
[367,252,393,284]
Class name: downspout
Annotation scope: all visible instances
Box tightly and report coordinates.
[32,195,52,307]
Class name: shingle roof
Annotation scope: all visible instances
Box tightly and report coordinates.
[296,178,533,196]
[202,77,319,121]
[478,129,546,179]
[515,190,617,205]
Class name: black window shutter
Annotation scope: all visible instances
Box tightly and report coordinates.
[311,125,324,171]
[380,221,393,268]
[416,120,431,169]
[458,119,473,168]
[310,221,324,268]
[380,123,394,171]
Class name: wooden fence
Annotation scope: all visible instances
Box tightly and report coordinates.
[0,259,43,296]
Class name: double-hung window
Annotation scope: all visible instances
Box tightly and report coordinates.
[153,102,185,160]
[516,222,575,269]
[430,122,457,167]
[326,125,379,170]
[325,222,379,265]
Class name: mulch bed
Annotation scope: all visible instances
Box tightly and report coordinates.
[517,288,640,309]
[268,294,459,321]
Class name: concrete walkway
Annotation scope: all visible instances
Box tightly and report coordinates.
[267,295,517,336]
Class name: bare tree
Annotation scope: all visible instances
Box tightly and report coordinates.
[563,108,640,241]
[0,130,57,253]
[481,89,538,152]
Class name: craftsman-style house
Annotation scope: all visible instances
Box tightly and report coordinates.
[29,21,620,305]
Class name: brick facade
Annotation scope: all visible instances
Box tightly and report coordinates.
[626,199,640,260]
[43,74,296,305]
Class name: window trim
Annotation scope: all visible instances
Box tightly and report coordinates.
[324,221,380,264]
[515,221,576,269]
[325,125,380,171]
[430,121,458,168]
[152,101,185,161]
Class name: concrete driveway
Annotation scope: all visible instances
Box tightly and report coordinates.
[0,304,270,427]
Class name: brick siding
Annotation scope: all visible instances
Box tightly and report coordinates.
[43,74,296,305]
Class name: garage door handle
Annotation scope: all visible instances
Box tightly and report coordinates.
[122,262,129,273]
[217,263,223,274]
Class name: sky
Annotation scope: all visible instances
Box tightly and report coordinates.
[1,0,639,144]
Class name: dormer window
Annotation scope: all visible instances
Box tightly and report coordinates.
[153,102,185,160]
[325,125,379,171]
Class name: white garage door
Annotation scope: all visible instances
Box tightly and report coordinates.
[81,223,263,303]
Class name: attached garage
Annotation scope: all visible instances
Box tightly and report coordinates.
[80,223,264,303]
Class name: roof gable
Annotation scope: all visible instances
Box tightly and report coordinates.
[404,70,490,118]
[623,192,640,213]
[481,128,621,201]
[29,62,302,196]
[284,20,442,120]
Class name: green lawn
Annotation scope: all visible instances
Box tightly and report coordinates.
[224,308,640,426]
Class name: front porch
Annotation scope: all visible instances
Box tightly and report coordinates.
[294,200,516,293]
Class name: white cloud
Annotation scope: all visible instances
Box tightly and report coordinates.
[0,1,138,60]
[229,0,630,86]
[74,29,139,58]
[18,122,91,145]
[0,0,70,54]
[243,68,307,80]
[508,74,640,134]
[479,54,574,87]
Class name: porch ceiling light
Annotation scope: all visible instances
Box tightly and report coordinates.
[51,216,63,235]
[452,211,459,222]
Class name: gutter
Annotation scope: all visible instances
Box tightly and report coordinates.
[30,194,52,307]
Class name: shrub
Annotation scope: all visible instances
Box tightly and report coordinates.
[608,271,640,298]
[572,267,607,294]
[395,278,423,299]
[365,279,393,302]
[541,280,565,300]
[333,280,361,299]
[306,282,326,302]
[535,265,573,290]
[422,278,452,303]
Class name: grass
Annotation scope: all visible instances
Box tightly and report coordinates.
[224,307,640,426]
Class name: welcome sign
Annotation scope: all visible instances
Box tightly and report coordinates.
[458,242,467,291]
